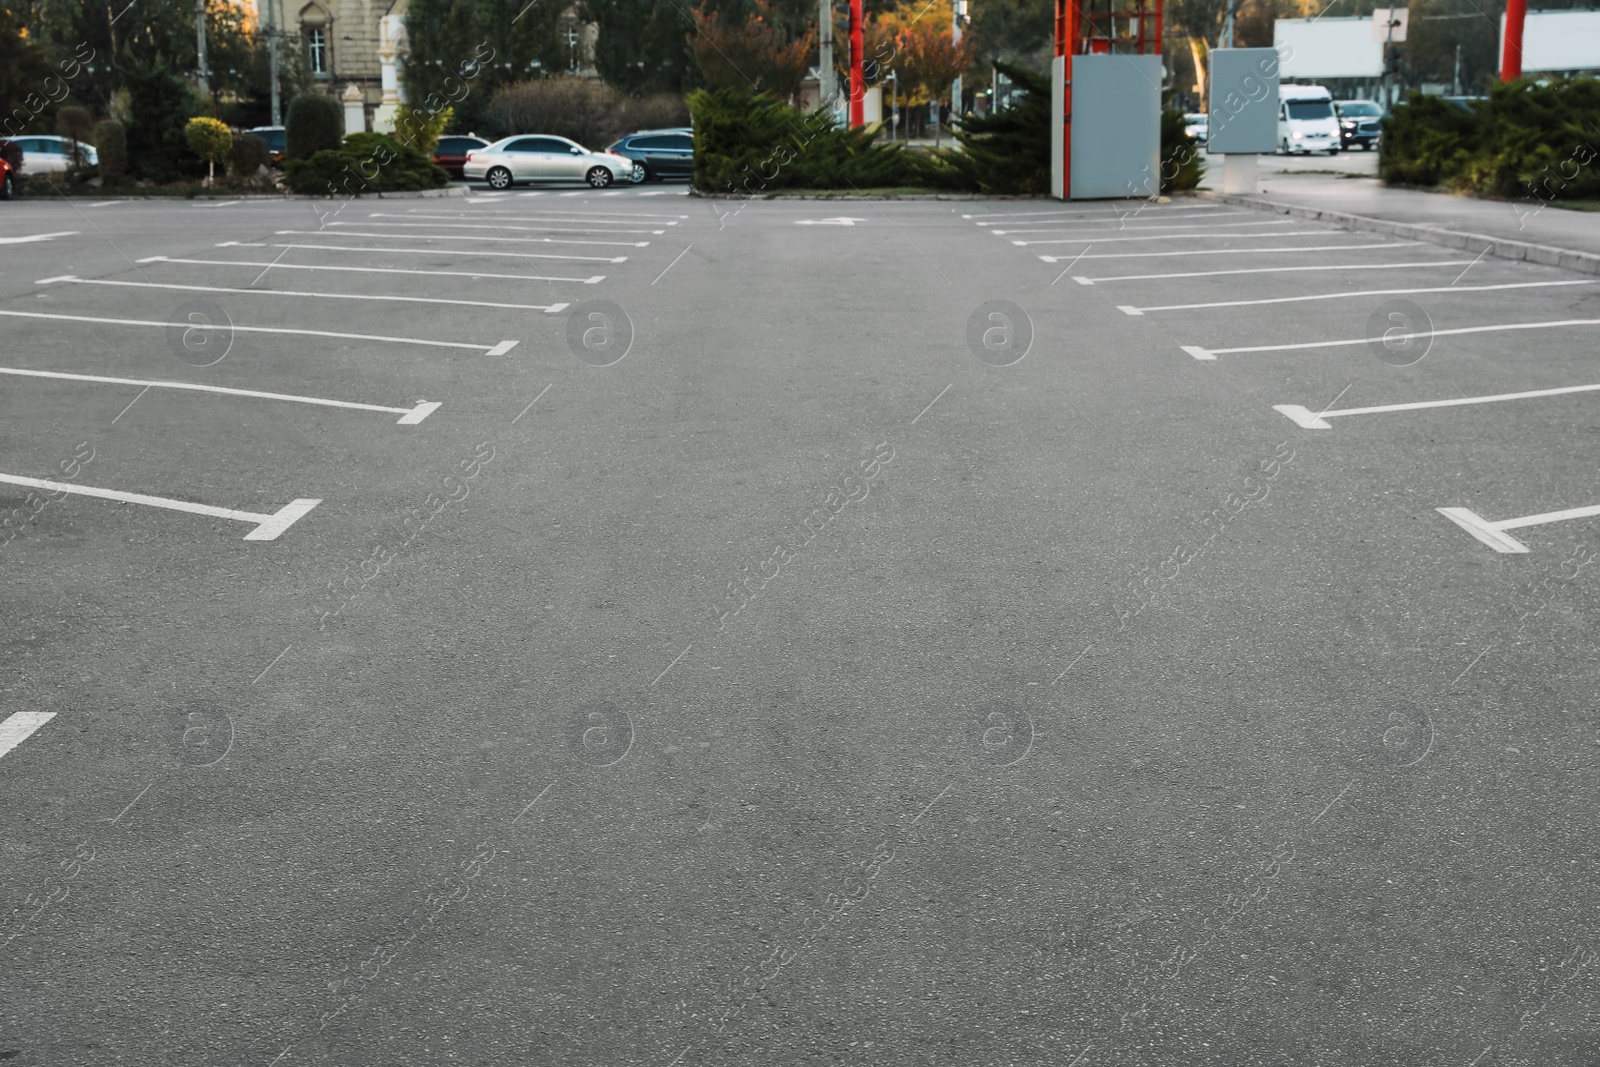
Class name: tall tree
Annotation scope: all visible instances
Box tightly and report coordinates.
[691,0,814,99]
[585,0,698,94]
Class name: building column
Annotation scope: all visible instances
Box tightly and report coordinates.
[342,82,367,134]
[373,14,404,133]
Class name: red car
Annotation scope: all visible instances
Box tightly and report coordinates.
[433,135,488,180]
[0,139,18,199]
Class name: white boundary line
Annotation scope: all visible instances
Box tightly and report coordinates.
[1017,230,1352,247]
[136,255,604,284]
[1040,242,1418,262]
[1438,503,1600,554]
[0,231,79,245]
[351,218,665,234]
[991,215,1279,234]
[381,211,676,228]
[0,366,442,424]
[1184,318,1600,360]
[1275,382,1600,429]
[1072,260,1475,285]
[1119,280,1593,315]
[0,308,517,355]
[244,242,626,263]
[0,712,56,761]
[0,473,320,540]
[963,205,1224,220]
[36,275,569,313]
[278,229,649,248]
[402,208,686,221]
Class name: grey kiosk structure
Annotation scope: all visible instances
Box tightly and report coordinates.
[1050,0,1165,200]
[1205,48,1283,194]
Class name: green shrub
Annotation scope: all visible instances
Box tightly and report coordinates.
[283,132,448,195]
[391,103,452,157]
[1382,78,1600,201]
[937,62,1051,194]
[185,116,233,176]
[121,56,201,181]
[1159,107,1205,193]
[286,94,344,160]
[93,119,126,183]
[690,86,934,193]
[231,132,270,176]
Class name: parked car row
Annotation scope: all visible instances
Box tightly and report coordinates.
[1,134,99,174]
[459,127,693,189]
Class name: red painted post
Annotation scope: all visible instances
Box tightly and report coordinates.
[849,0,865,126]
[1501,0,1526,80]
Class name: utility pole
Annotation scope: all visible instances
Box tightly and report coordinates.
[195,0,210,101]
[1452,42,1461,95]
[849,0,863,126]
[1220,0,1238,48]
[1502,0,1526,79]
[267,0,281,126]
[950,0,965,126]
[820,0,835,113]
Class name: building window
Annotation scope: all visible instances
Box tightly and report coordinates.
[307,28,327,75]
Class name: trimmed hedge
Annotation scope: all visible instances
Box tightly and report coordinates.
[690,86,935,193]
[231,133,271,177]
[93,119,126,184]
[283,132,448,195]
[286,94,344,161]
[1381,78,1600,200]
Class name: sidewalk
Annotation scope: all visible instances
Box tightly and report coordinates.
[1204,172,1600,275]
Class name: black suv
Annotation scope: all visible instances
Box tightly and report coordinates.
[1333,101,1383,151]
[606,128,694,182]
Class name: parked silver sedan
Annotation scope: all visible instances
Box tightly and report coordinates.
[463,135,632,189]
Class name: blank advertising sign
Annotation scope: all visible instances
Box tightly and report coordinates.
[1069,54,1162,200]
[1207,48,1281,154]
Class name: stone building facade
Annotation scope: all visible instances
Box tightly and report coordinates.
[258,0,599,132]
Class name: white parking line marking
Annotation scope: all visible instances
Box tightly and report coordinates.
[1122,280,1593,314]
[1016,230,1332,246]
[1041,242,1417,262]
[515,191,545,196]
[1275,381,1600,429]
[36,275,571,312]
[138,255,605,284]
[1438,503,1600,554]
[1188,318,1600,360]
[0,474,320,540]
[993,215,1278,234]
[216,241,267,247]
[256,241,626,263]
[0,712,56,761]
[402,208,687,220]
[0,231,78,244]
[964,204,1224,220]
[193,200,242,208]
[278,229,648,247]
[353,217,665,234]
[88,201,122,208]
[0,309,517,355]
[0,366,443,424]
[1072,259,1479,285]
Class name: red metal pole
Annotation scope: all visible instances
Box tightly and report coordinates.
[1501,0,1526,80]
[849,0,865,126]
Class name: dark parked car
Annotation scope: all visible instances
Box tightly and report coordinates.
[245,126,287,165]
[433,135,489,180]
[1333,100,1383,151]
[0,140,16,200]
[606,128,694,183]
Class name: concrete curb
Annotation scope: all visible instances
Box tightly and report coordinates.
[1201,191,1600,277]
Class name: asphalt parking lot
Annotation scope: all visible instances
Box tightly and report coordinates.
[2,186,1597,1067]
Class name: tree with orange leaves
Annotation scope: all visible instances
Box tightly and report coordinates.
[691,0,816,103]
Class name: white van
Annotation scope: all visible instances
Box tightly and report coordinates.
[1277,85,1340,156]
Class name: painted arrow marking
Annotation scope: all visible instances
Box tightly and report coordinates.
[794,217,867,226]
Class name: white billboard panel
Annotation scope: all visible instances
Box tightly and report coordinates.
[1501,10,1600,73]
[1274,17,1384,79]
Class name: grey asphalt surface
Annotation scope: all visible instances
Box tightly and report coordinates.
[1,184,1598,1067]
